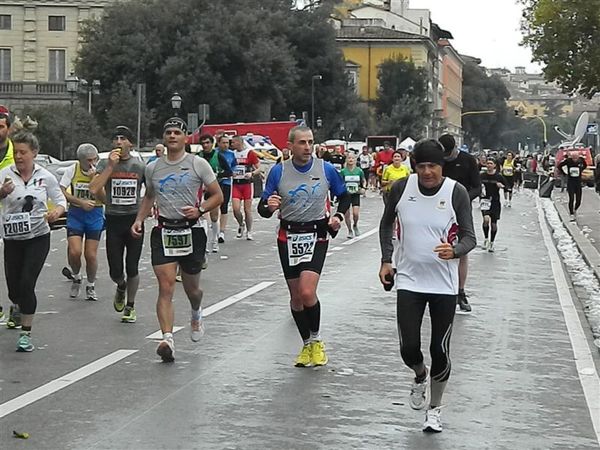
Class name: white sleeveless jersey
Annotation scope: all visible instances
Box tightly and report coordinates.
[394,174,460,295]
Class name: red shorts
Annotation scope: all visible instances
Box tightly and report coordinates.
[232,182,253,200]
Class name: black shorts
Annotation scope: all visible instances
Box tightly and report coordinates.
[150,226,207,275]
[503,176,514,191]
[204,182,231,214]
[350,193,361,207]
[362,168,370,181]
[482,203,501,222]
[277,239,329,280]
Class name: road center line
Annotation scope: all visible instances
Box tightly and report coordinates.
[537,199,600,446]
[341,227,378,245]
[145,281,275,340]
[0,349,137,419]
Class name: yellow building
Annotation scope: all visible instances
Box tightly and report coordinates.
[336,25,435,102]
[509,99,574,119]
[0,0,117,110]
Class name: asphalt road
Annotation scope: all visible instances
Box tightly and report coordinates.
[0,189,598,449]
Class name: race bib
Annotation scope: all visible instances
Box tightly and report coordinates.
[480,199,492,212]
[503,167,513,176]
[161,228,193,257]
[569,167,580,177]
[233,166,246,179]
[111,179,137,205]
[347,182,359,194]
[74,182,91,200]
[3,212,32,238]
[287,232,317,266]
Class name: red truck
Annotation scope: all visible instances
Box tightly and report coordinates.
[188,121,298,150]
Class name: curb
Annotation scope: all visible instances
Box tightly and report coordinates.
[553,198,600,283]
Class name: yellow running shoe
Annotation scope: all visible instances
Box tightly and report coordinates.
[294,343,312,367]
[310,340,328,366]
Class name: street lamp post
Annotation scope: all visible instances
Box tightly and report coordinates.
[171,92,182,117]
[65,72,80,160]
[79,79,101,114]
[311,74,322,130]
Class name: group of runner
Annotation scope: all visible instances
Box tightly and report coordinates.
[2,104,581,434]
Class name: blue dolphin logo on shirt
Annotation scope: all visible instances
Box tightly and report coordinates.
[159,172,190,193]
[288,182,321,207]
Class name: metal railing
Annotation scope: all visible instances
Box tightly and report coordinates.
[0,81,67,95]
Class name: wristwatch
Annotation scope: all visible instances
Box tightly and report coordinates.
[198,206,207,215]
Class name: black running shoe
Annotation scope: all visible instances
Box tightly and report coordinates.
[62,266,74,281]
[457,292,472,312]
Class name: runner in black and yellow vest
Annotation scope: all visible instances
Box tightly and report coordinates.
[60,144,104,301]
[501,151,516,207]
[0,105,16,321]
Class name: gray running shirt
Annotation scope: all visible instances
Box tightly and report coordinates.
[96,157,146,215]
[145,153,216,219]
[278,158,329,222]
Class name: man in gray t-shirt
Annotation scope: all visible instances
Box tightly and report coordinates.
[95,156,145,216]
[89,125,146,324]
[132,117,223,363]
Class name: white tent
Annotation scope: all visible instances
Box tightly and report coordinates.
[399,137,416,152]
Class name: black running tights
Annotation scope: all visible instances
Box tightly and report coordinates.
[396,290,456,382]
[4,233,51,315]
[567,184,582,215]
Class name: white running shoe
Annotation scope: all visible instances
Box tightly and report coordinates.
[70,279,81,298]
[423,406,444,433]
[347,230,354,239]
[488,242,495,253]
[190,315,205,342]
[409,369,429,410]
[236,224,244,238]
[212,242,219,253]
[246,231,254,241]
[156,338,175,362]
[218,232,225,243]
[483,239,489,250]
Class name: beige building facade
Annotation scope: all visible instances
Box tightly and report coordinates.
[0,0,116,110]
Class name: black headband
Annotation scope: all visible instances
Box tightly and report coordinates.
[112,125,135,142]
[163,117,188,134]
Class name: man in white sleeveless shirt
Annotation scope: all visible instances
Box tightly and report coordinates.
[379,139,476,433]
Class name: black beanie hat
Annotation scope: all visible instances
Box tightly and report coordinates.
[413,139,445,166]
[439,134,456,154]
[112,125,135,143]
[163,117,188,134]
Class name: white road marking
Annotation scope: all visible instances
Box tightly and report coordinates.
[203,281,274,317]
[145,281,275,340]
[0,349,137,419]
[341,227,378,245]
[145,326,184,340]
[538,199,600,445]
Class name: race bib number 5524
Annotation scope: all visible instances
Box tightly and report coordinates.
[287,232,317,266]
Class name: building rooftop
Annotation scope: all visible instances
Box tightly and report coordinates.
[336,25,427,40]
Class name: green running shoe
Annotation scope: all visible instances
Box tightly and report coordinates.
[16,332,34,352]
[7,305,21,329]
[121,306,136,323]
[113,285,126,312]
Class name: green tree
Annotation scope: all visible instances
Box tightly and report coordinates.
[104,81,152,147]
[462,62,511,148]
[23,105,108,159]
[76,0,356,140]
[521,0,600,97]
[374,58,430,138]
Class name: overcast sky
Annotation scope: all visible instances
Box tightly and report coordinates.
[410,0,542,73]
